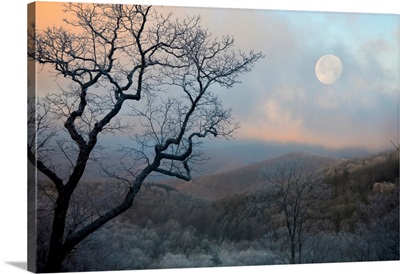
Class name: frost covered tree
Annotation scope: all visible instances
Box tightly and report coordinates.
[260,159,329,264]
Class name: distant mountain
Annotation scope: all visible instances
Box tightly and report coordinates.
[51,139,373,182]
[193,140,373,176]
[163,151,340,200]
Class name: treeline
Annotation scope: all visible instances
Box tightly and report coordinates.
[120,185,268,242]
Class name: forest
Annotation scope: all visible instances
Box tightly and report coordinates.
[35,149,399,271]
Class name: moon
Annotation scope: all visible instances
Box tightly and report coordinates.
[315,54,343,85]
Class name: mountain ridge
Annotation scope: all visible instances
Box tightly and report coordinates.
[162,151,340,200]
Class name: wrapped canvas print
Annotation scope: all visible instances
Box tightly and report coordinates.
[27,1,399,273]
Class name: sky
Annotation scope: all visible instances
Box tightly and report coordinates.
[30,1,399,153]
[168,6,399,152]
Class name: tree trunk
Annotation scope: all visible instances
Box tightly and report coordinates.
[43,193,71,272]
[43,249,65,273]
[41,158,158,272]
[298,242,302,264]
[290,239,296,264]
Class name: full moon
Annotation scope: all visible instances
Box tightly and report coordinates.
[315,54,343,85]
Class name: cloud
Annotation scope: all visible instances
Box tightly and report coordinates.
[314,89,339,109]
[239,98,304,144]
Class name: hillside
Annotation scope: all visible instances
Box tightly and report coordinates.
[163,151,339,200]
[116,149,398,263]
[324,149,399,181]
[44,149,398,270]
[322,149,399,230]
[141,149,399,242]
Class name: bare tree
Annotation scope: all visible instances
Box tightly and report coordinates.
[28,3,262,272]
[390,139,399,151]
[260,159,330,264]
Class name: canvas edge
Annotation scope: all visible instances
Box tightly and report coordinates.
[27,2,38,273]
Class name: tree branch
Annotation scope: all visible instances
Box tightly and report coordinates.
[28,146,64,192]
